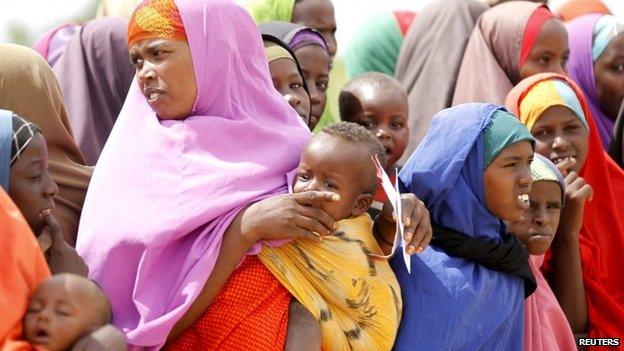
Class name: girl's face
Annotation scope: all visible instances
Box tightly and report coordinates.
[507,181,562,255]
[295,45,330,130]
[268,58,311,124]
[519,19,569,81]
[9,133,59,236]
[530,105,589,175]
[129,38,197,120]
[594,33,624,120]
[484,141,534,222]
[292,0,337,58]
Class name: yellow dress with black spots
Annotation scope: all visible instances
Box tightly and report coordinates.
[258,213,402,351]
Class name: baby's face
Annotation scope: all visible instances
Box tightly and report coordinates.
[507,181,562,255]
[294,133,372,221]
[23,277,104,351]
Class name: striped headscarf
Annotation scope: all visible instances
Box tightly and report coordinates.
[0,110,41,191]
[530,153,565,203]
[127,0,187,46]
[591,15,624,61]
[517,77,589,132]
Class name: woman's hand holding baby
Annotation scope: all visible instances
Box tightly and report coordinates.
[241,191,339,245]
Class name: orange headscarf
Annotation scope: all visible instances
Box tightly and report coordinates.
[506,72,624,340]
[127,0,187,46]
[555,0,611,22]
[0,188,50,350]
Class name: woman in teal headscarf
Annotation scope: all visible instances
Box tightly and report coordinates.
[345,11,416,78]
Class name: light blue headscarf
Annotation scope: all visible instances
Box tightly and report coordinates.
[592,15,624,61]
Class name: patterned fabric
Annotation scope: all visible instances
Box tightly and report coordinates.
[0,110,11,190]
[591,15,624,61]
[166,256,290,351]
[11,114,40,166]
[258,214,402,351]
[127,0,187,46]
[530,153,566,202]
[517,78,588,131]
[264,41,295,63]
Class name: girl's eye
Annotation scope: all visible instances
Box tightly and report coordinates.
[504,162,517,168]
[323,182,337,189]
[613,64,624,73]
[290,82,302,89]
[547,204,562,210]
[317,81,328,92]
[391,121,405,129]
[356,121,374,130]
[564,124,580,132]
[538,57,549,66]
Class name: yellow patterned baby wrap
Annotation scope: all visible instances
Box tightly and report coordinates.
[258,213,402,351]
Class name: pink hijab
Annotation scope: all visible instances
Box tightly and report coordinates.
[524,255,577,351]
[75,0,310,349]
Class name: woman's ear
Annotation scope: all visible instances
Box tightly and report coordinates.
[351,194,373,217]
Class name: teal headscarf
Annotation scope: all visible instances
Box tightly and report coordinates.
[345,12,406,77]
[246,0,295,23]
[483,110,535,168]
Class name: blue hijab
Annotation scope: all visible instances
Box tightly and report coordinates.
[392,103,533,350]
[0,109,12,190]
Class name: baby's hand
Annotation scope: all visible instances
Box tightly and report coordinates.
[377,193,432,254]
[42,210,89,277]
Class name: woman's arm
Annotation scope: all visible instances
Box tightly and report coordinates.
[549,172,591,333]
[166,191,338,343]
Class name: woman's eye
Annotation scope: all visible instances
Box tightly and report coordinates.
[565,124,580,132]
[324,182,337,189]
[290,82,302,89]
[614,64,624,73]
[297,173,309,181]
[504,162,517,168]
[538,57,549,66]
[534,129,549,138]
[317,81,328,92]
[547,204,562,210]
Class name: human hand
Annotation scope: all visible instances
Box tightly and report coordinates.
[241,191,339,245]
[375,193,432,254]
[557,172,593,241]
[43,210,89,277]
[71,325,127,351]
[554,157,577,177]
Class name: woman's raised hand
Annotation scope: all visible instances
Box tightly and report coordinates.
[375,193,432,255]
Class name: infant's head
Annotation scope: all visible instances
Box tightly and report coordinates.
[294,122,386,221]
[23,274,111,351]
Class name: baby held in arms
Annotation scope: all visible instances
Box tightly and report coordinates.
[23,274,112,351]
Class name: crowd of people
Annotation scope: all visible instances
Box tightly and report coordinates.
[1,0,624,350]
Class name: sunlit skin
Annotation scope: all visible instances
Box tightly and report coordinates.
[484,141,534,221]
[9,133,58,236]
[268,58,311,124]
[293,133,374,221]
[519,19,569,81]
[129,38,197,120]
[594,33,624,120]
[530,105,589,175]
[294,45,330,130]
[23,274,110,351]
[292,0,337,59]
[507,181,562,254]
[341,86,409,173]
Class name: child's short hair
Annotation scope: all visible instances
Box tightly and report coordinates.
[338,72,407,121]
[321,122,386,194]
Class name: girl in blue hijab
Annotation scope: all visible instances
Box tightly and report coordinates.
[392,103,536,350]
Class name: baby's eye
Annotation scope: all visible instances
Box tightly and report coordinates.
[323,182,337,189]
[55,309,72,317]
[356,121,374,130]
[297,173,310,181]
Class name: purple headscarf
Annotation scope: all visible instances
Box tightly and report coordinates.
[53,17,134,166]
[75,0,310,349]
[31,24,81,66]
[567,14,614,148]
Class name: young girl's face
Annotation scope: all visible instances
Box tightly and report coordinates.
[9,133,58,236]
[129,38,197,120]
[268,58,311,124]
[294,133,372,221]
[343,87,409,170]
[507,181,562,255]
[594,33,624,120]
[484,141,534,222]
[295,45,330,130]
[531,105,588,175]
[519,19,569,81]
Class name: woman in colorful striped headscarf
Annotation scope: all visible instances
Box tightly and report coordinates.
[566,14,624,149]
[506,72,624,340]
[453,2,569,106]
[507,154,580,351]
[345,11,416,78]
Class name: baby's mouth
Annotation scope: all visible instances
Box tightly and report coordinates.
[32,328,51,344]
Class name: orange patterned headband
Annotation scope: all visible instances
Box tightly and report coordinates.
[127,0,187,46]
